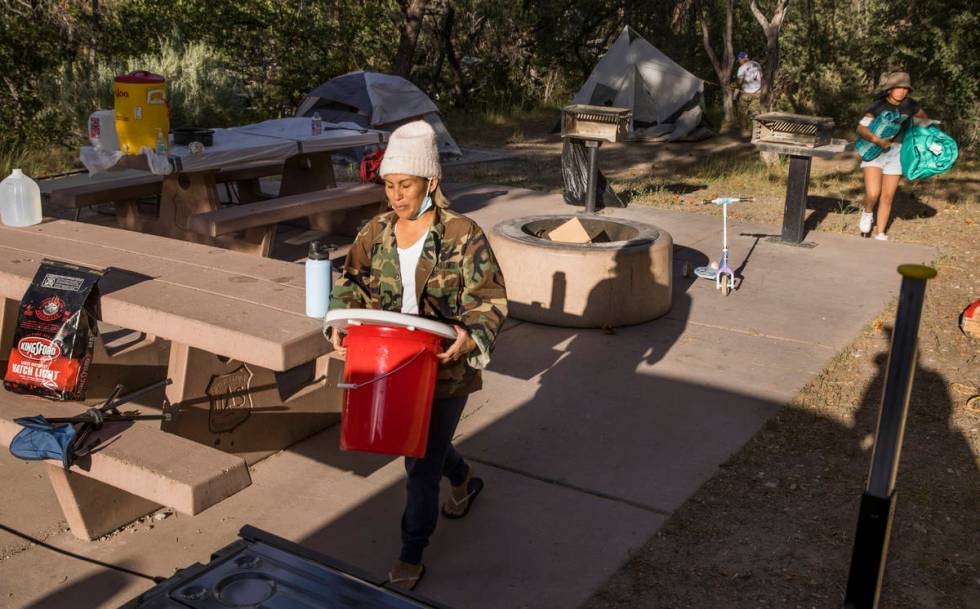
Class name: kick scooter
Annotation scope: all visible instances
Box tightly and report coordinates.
[693,195,752,296]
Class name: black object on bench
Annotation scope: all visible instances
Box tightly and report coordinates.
[9,379,172,468]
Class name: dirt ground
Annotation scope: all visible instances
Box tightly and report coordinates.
[446,111,979,609]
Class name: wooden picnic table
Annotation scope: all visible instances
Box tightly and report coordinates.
[54,121,388,256]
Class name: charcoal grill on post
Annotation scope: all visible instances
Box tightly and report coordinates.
[561,104,631,213]
[751,112,848,245]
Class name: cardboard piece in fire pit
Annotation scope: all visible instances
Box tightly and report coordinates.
[548,217,592,244]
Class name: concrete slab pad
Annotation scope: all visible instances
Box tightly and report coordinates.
[0,424,662,609]
[0,452,64,558]
[0,183,937,609]
[463,336,785,512]
[297,460,665,609]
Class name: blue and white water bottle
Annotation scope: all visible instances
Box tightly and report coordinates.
[305,240,332,318]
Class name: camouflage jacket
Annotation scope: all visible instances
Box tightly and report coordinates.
[327,206,508,398]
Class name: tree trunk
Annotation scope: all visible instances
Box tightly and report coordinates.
[749,0,790,111]
[391,0,428,78]
[697,0,736,128]
[439,5,465,105]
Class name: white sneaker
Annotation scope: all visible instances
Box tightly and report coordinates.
[874,232,888,241]
[859,211,874,234]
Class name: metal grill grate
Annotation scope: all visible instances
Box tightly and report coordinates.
[568,110,626,124]
[562,104,631,143]
[752,113,834,148]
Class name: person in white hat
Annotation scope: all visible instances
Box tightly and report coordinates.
[856,71,929,240]
[325,120,508,591]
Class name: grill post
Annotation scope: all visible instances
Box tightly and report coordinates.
[585,140,601,214]
[781,155,812,243]
[751,113,848,246]
[561,104,630,214]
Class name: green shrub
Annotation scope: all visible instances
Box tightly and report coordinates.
[43,35,253,144]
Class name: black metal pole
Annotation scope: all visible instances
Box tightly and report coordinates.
[45,414,171,424]
[843,264,937,609]
[585,139,601,214]
[781,154,811,243]
[100,378,173,413]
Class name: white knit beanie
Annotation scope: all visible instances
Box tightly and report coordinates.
[379,120,442,179]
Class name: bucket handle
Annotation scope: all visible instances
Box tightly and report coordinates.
[337,348,429,391]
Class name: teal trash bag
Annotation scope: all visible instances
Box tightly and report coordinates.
[854,109,905,161]
[901,125,958,181]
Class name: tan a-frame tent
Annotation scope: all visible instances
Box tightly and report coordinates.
[570,26,713,141]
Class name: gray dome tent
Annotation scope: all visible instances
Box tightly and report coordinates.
[571,26,712,141]
[297,71,462,159]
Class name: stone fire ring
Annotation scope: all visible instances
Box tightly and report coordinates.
[489,214,673,328]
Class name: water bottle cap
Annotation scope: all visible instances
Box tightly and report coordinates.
[11,168,23,177]
[308,240,330,260]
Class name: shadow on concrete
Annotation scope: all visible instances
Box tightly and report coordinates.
[276,228,978,608]
[21,569,135,609]
[732,233,771,287]
[445,190,510,215]
[581,328,979,609]
[286,239,738,609]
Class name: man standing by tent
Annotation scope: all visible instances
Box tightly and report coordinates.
[733,52,763,132]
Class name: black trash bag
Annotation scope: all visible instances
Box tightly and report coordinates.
[560,139,625,209]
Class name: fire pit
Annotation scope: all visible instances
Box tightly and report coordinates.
[490,215,672,328]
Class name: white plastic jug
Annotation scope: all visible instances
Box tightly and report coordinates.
[0,169,43,227]
[88,109,120,151]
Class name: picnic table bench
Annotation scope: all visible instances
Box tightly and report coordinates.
[187,183,384,239]
[0,219,344,539]
[0,395,251,541]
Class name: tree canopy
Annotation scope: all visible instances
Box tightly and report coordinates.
[1,0,976,153]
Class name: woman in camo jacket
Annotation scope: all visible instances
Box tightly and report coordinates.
[326,120,507,591]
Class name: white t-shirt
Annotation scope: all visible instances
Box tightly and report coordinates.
[397,232,428,315]
[737,61,763,94]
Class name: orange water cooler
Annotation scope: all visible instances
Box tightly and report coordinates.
[113,71,169,154]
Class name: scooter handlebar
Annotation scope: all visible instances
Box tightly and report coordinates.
[703,196,753,205]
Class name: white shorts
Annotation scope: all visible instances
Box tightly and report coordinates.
[860,143,903,176]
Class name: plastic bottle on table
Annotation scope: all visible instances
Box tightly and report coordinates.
[312,112,323,136]
[0,169,43,227]
[305,240,332,318]
[155,128,167,154]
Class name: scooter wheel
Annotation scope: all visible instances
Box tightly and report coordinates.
[719,273,732,296]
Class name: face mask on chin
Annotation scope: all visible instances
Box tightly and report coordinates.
[410,177,435,220]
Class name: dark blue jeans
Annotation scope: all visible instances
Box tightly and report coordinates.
[399,395,470,565]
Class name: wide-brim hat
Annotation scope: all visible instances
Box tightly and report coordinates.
[879,71,913,92]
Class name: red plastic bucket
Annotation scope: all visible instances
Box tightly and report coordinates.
[339,325,443,457]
